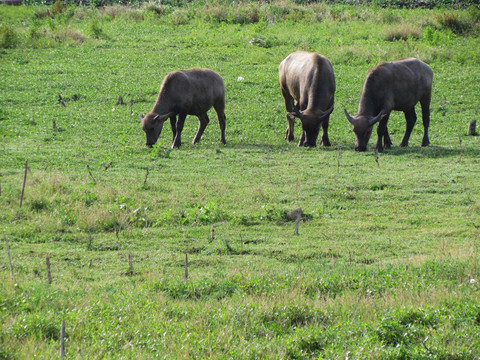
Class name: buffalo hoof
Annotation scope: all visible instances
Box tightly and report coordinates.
[299,142,316,148]
[285,133,294,142]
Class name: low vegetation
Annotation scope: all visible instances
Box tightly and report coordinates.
[1,0,479,358]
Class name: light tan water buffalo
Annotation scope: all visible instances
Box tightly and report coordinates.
[279,51,335,147]
[141,68,226,148]
[344,57,433,152]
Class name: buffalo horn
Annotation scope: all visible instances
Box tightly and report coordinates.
[344,109,355,124]
[289,105,303,120]
[317,105,334,122]
[368,112,383,126]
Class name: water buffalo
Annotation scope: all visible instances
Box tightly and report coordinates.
[141,68,226,148]
[279,51,335,147]
[344,57,433,152]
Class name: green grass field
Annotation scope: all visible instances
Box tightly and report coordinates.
[1,1,480,358]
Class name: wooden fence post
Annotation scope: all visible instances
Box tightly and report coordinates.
[60,320,66,359]
[46,257,52,284]
[19,160,28,208]
[5,236,15,284]
[128,251,133,272]
[468,119,477,136]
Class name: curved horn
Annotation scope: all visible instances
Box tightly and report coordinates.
[317,105,335,122]
[344,109,355,125]
[287,104,303,120]
[287,106,303,120]
[151,112,175,123]
[368,112,383,126]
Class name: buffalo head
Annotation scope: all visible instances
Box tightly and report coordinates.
[140,112,172,147]
[288,105,334,147]
[344,109,382,152]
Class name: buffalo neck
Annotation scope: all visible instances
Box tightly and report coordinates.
[357,75,382,117]
[151,87,173,116]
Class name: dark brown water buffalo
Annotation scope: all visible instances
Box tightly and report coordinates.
[141,68,226,148]
[344,57,433,152]
[279,51,335,147]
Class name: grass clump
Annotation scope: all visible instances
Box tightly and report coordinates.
[384,23,421,41]
[0,25,19,48]
[435,11,479,35]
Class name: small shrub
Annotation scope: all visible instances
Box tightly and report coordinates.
[467,5,480,22]
[286,327,329,359]
[35,8,52,19]
[88,19,106,39]
[180,201,228,225]
[169,9,190,25]
[51,0,66,16]
[234,6,260,24]
[202,4,229,23]
[0,26,20,49]
[30,199,50,212]
[436,12,474,35]
[144,3,170,16]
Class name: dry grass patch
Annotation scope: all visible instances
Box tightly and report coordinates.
[385,23,421,41]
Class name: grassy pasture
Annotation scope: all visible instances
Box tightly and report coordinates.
[1,1,480,358]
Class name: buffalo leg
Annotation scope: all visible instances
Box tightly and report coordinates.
[282,90,295,142]
[286,115,296,142]
[172,113,187,148]
[298,130,306,147]
[376,114,390,153]
[321,118,331,146]
[384,126,392,149]
[214,101,227,145]
[193,113,209,144]
[420,96,431,147]
[218,113,226,144]
[400,108,417,147]
[169,115,177,142]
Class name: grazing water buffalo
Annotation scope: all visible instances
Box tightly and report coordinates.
[141,68,226,148]
[279,51,335,147]
[344,57,433,152]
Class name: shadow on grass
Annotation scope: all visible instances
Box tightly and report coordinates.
[382,144,480,158]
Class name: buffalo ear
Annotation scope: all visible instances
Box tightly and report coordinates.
[344,109,355,125]
[140,113,145,121]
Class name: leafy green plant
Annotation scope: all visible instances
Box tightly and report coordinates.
[88,19,106,39]
[0,25,19,49]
